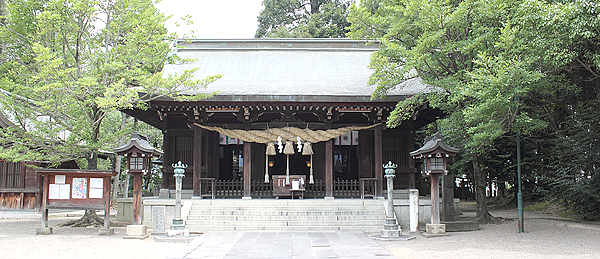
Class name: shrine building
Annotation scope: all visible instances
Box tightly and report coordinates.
[123,38,441,199]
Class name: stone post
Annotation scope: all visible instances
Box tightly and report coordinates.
[171,161,187,231]
[381,161,401,238]
[409,189,419,232]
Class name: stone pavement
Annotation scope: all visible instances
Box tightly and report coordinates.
[167,230,397,259]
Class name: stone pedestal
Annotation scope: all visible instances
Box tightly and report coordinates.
[125,224,149,239]
[423,223,448,238]
[99,228,114,236]
[381,217,402,238]
[36,227,53,235]
[171,218,185,230]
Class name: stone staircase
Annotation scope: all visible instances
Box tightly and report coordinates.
[184,199,386,234]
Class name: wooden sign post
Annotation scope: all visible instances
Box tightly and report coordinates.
[36,169,116,235]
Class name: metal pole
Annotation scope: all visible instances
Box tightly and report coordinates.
[517,131,524,233]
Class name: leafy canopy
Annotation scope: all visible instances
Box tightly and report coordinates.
[0,0,219,166]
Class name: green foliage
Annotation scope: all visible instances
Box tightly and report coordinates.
[348,0,600,219]
[256,0,353,38]
[0,0,217,167]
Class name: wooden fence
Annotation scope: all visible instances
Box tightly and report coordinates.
[199,178,372,199]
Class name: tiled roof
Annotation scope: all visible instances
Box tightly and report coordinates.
[161,39,429,102]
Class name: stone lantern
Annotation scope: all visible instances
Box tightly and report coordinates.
[115,132,162,238]
[410,132,458,236]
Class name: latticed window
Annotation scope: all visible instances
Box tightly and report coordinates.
[130,157,145,170]
[430,157,444,171]
[0,160,24,189]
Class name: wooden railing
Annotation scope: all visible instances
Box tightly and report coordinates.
[205,178,376,199]
[216,179,243,198]
[305,180,325,198]
[251,180,273,198]
[333,179,360,198]
[360,178,378,199]
[198,178,216,199]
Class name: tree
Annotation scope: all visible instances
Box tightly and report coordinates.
[255,0,353,38]
[0,0,219,226]
[348,0,550,222]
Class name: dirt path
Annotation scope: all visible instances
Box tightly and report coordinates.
[378,209,600,259]
[0,217,185,259]
[1,209,599,259]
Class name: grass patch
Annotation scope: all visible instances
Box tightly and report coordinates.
[524,202,550,212]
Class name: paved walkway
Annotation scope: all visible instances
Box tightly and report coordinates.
[167,230,396,259]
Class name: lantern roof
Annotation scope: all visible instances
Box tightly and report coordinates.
[114,132,163,156]
[410,132,459,158]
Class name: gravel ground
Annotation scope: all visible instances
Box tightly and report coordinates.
[378,210,600,259]
[1,209,599,259]
[0,216,186,259]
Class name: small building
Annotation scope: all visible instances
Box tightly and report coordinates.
[123,38,442,199]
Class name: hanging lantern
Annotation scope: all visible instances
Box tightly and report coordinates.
[302,142,314,184]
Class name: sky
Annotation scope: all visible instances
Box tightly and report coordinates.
[155,0,265,39]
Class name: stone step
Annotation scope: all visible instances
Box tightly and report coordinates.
[184,199,386,233]
[187,214,386,221]
[186,225,384,233]
[185,219,384,227]
[191,206,381,212]
[189,199,384,206]
[187,209,385,216]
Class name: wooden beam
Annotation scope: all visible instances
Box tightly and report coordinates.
[374,124,383,197]
[132,173,143,225]
[243,142,252,198]
[103,175,111,229]
[193,127,202,196]
[325,140,333,198]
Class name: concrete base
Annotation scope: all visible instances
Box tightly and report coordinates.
[372,233,416,241]
[98,228,114,236]
[153,235,195,243]
[167,229,190,237]
[159,189,169,198]
[324,197,334,200]
[380,229,401,238]
[242,196,253,200]
[422,223,449,238]
[171,218,185,230]
[125,225,149,239]
[36,227,53,235]
[443,220,479,232]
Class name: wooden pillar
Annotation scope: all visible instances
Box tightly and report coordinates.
[325,139,333,198]
[243,141,252,198]
[358,131,373,179]
[431,174,440,224]
[103,176,111,229]
[374,124,383,197]
[441,174,456,221]
[193,127,203,196]
[161,117,170,189]
[132,173,143,225]
[408,173,416,189]
[206,131,219,179]
[41,175,49,229]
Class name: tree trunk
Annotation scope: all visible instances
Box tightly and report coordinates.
[498,181,506,199]
[310,0,321,14]
[111,114,128,203]
[62,111,106,227]
[472,153,495,223]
